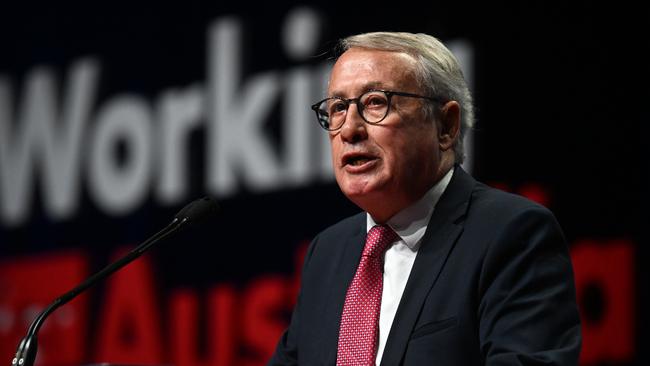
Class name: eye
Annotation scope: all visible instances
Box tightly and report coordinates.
[328,99,348,114]
[362,93,388,109]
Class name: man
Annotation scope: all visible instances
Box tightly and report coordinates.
[268,32,581,365]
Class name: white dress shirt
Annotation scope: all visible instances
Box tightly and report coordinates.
[367,168,454,365]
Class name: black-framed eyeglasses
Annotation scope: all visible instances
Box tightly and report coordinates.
[310,89,444,131]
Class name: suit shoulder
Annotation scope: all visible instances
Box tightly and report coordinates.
[301,212,365,271]
[463,182,564,243]
[470,182,554,219]
[460,181,568,262]
[316,211,366,241]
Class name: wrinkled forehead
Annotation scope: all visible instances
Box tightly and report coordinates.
[327,48,419,97]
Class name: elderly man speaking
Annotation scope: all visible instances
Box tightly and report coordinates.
[268,31,581,366]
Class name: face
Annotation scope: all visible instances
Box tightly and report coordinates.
[328,48,448,222]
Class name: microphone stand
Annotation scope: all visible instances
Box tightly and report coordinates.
[9,197,214,366]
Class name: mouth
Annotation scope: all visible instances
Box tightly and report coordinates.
[342,152,378,168]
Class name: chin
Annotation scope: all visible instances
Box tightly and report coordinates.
[339,185,364,201]
[340,181,384,205]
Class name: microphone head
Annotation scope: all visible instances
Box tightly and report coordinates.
[174,196,220,224]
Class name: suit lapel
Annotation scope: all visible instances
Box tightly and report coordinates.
[379,167,475,366]
[322,217,367,365]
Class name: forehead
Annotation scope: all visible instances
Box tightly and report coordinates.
[328,48,419,96]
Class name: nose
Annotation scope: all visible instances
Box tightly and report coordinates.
[337,102,368,143]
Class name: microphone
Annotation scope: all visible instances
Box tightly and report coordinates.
[10,196,220,366]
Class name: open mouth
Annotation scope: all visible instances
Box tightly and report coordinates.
[343,153,377,167]
[348,156,373,166]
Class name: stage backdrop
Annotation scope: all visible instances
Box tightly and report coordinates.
[0,2,646,366]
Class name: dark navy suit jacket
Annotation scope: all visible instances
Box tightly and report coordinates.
[269,167,581,365]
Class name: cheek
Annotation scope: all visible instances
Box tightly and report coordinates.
[394,129,437,169]
[382,131,419,163]
[329,137,341,163]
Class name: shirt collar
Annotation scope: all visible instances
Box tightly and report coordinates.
[367,167,454,250]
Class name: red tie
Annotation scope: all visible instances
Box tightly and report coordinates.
[337,225,399,365]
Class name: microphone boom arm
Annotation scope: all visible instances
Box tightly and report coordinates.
[11,196,218,366]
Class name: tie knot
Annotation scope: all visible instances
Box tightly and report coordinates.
[363,225,399,258]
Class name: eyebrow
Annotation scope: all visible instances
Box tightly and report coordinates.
[329,81,387,98]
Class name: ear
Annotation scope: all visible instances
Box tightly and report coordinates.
[438,101,461,151]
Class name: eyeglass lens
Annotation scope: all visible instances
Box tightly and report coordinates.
[317,91,390,130]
